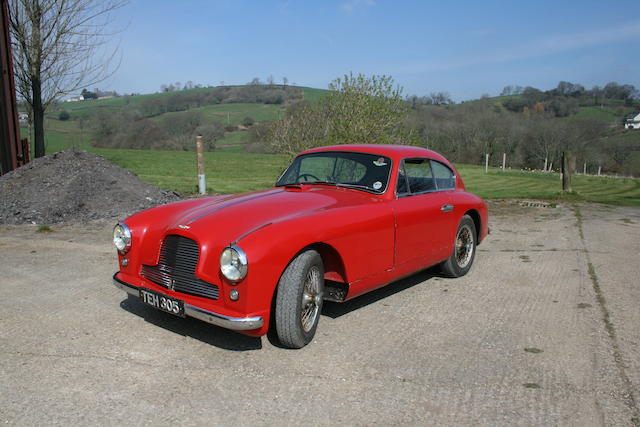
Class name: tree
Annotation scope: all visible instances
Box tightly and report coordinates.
[264,73,412,155]
[428,91,452,105]
[9,0,126,157]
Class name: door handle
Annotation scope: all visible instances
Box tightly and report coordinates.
[441,204,454,212]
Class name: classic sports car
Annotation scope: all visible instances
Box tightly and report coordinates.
[112,144,488,348]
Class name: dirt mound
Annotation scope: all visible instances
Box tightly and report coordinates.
[0,150,181,224]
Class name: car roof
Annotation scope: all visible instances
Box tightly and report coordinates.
[301,144,450,164]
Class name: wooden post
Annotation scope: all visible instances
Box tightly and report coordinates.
[562,151,572,192]
[196,135,205,195]
[502,153,506,170]
[583,163,586,175]
[485,154,489,173]
[597,166,601,176]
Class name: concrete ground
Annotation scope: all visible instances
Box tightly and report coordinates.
[0,201,638,426]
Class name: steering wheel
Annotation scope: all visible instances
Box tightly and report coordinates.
[296,173,320,182]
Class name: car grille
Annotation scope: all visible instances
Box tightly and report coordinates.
[141,235,219,300]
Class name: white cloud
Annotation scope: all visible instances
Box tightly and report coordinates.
[342,0,375,12]
[394,20,640,74]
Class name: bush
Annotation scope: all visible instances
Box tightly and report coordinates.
[58,110,70,121]
[242,116,255,127]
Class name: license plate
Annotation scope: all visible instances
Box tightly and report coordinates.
[140,288,185,317]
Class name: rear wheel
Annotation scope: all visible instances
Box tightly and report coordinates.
[275,250,324,348]
[441,215,477,278]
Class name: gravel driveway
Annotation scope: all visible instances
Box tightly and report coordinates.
[0,201,638,426]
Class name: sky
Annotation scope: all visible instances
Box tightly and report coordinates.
[103,0,640,101]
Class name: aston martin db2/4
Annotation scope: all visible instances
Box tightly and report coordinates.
[112,144,488,348]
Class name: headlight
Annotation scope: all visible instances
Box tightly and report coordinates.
[220,245,248,282]
[113,223,131,253]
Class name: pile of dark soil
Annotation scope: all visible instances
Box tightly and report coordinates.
[0,150,181,224]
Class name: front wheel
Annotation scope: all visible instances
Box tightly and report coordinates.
[275,250,324,348]
[441,215,477,278]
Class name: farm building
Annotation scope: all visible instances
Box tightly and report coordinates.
[624,112,640,129]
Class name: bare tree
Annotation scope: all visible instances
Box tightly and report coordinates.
[8,0,126,157]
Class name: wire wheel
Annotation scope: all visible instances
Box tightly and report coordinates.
[455,224,474,269]
[301,265,322,332]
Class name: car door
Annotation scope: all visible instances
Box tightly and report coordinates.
[391,158,455,268]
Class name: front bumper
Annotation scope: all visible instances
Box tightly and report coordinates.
[113,273,264,331]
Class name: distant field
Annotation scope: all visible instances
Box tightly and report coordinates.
[302,87,330,104]
[150,103,283,126]
[566,106,631,123]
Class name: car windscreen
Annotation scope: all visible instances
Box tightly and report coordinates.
[276,151,392,193]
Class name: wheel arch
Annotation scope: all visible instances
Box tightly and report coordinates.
[305,242,347,284]
[464,208,482,243]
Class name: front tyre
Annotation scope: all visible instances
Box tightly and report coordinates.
[441,215,477,278]
[275,250,324,348]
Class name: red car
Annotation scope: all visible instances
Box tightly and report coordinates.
[112,144,488,348]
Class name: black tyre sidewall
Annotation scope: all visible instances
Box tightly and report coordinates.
[442,215,477,278]
[275,250,324,348]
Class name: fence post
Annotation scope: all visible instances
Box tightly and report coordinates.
[485,154,489,173]
[562,151,573,192]
[544,157,548,173]
[196,135,206,195]
[502,153,506,171]
[583,163,586,175]
[597,166,601,176]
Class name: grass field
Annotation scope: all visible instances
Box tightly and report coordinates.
[151,103,283,126]
[94,149,290,194]
[457,165,640,206]
[302,87,330,104]
[566,106,632,123]
[84,149,640,206]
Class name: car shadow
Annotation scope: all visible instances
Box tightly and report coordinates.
[119,295,263,351]
[321,266,440,319]
[119,266,442,351]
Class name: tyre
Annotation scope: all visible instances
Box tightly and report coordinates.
[275,249,324,348]
[440,215,477,278]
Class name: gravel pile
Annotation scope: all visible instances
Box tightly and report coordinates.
[0,150,181,224]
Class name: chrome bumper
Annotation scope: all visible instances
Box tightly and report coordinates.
[112,273,264,331]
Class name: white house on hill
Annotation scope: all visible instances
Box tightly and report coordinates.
[625,112,640,129]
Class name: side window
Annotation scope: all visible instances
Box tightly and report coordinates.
[405,159,435,193]
[431,161,455,190]
[396,162,409,194]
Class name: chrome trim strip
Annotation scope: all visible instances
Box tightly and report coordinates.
[112,273,263,331]
[184,304,263,331]
[113,274,139,296]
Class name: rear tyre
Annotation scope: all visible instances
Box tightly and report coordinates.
[441,215,477,278]
[275,250,324,348]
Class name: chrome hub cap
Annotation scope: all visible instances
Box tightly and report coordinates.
[301,266,322,332]
[455,224,474,268]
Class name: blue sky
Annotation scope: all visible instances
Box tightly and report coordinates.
[105,0,640,101]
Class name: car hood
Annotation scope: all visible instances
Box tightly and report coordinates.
[128,186,380,246]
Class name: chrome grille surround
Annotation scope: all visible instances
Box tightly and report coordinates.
[141,235,219,300]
